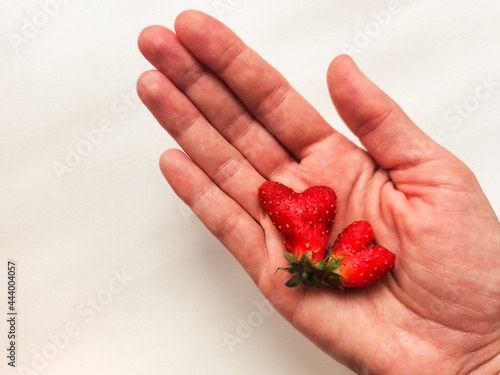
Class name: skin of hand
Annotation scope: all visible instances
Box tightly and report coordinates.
[136,10,500,375]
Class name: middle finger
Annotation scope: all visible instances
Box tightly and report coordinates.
[138,26,296,179]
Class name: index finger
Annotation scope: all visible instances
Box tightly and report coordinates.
[174,10,337,160]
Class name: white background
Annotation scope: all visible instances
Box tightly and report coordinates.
[1,1,500,374]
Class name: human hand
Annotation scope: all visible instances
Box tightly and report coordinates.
[137,10,500,375]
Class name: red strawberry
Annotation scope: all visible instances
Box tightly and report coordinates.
[333,220,373,257]
[259,181,336,262]
[258,181,396,289]
[333,246,396,287]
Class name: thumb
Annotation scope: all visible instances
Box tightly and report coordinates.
[327,55,446,171]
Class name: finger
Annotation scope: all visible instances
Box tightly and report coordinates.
[160,148,266,282]
[327,55,448,171]
[137,69,264,218]
[138,26,296,178]
[173,10,337,160]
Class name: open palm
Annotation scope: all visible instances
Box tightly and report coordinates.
[137,10,500,375]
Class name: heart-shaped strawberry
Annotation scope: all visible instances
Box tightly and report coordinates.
[258,181,337,262]
[259,181,396,289]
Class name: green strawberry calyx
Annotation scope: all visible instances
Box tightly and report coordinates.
[276,247,347,289]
